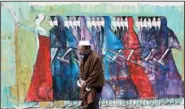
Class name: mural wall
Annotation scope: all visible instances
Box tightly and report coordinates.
[1,2,184,108]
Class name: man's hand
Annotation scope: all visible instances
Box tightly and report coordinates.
[80,80,86,88]
[77,80,82,87]
[77,79,86,88]
[85,87,91,92]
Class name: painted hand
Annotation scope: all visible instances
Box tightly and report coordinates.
[144,57,149,61]
[57,56,69,63]
[137,60,142,66]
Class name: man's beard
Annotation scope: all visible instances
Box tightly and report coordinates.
[80,54,88,61]
[80,54,84,59]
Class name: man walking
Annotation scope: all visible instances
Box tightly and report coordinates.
[77,40,105,109]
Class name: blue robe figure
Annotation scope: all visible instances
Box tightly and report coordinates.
[101,16,124,99]
[51,16,70,100]
[77,17,81,41]
[96,26,103,56]
[63,21,79,99]
[91,25,98,52]
[49,16,62,63]
[139,26,149,59]
[153,17,184,98]
[141,26,158,96]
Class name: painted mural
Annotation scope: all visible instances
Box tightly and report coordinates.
[1,2,184,108]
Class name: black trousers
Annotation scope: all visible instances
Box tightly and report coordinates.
[82,91,102,109]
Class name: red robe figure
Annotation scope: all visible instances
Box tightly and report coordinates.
[4,6,54,102]
[25,35,53,102]
[123,17,155,99]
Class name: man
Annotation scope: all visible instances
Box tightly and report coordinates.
[77,40,105,109]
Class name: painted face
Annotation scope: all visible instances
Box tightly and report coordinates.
[53,17,58,26]
[77,17,80,26]
[135,18,139,28]
[157,17,161,27]
[48,17,54,27]
[68,17,73,26]
[120,17,124,26]
[116,17,120,27]
[139,18,143,28]
[112,17,116,27]
[72,17,77,26]
[124,17,128,28]
[91,17,96,26]
[100,17,104,26]
[96,17,100,27]
[35,14,45,25]
[63,17,68,27]
[38,14,45,21]
[152,17,157,27]
[87,17,92,27]
[143,18,147,27]
[147,18,152,28]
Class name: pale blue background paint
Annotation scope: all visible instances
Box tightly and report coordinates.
[1,2,184,108]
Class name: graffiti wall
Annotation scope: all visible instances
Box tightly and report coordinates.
[1,2,184,108]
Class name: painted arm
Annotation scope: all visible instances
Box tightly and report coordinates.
[158,49,170,61]
[57,48,73,63]
[51,48,58,63]
[3,4,34,32]
[144,49,155,61]
[112,49,122,61]
[153,49,169,65]
[18,23,34,33]
[127,49,134,61]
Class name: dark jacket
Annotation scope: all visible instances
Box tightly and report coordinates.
[79,51,105,106]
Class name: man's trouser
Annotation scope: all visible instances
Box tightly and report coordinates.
[83,91,102,109]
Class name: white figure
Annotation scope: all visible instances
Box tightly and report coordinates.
[135,17,140,30]
[72,16,77,27]
[68,17,73,27]
[116,17,120,27]
[152,17,157,28]
[156,17,161,28]
[112,17,116,27]
[120,17,124,27]
[96,17,100,27]
[124,17,128,29]
[64,17,69,28]
[77,17,80,27]
[100,17,104,27]
[139,18,143,29]
[3,4,48,64]
[143,18,147,28]
[91,16,96,27]
[111,16,116,31]
[86,16,92,28]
